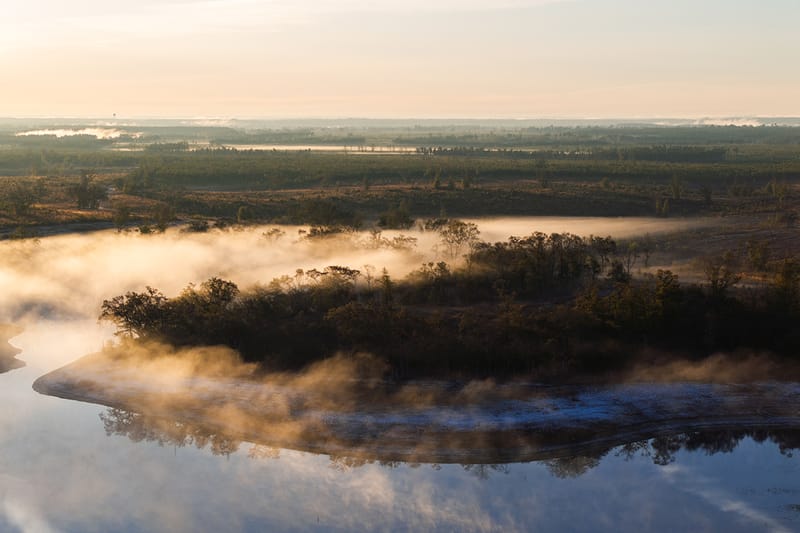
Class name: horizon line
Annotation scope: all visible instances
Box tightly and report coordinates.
[2,114,800,122]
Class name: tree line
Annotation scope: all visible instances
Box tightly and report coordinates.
[100,228,800,380]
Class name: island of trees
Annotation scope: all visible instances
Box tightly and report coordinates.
[99,221,800,380]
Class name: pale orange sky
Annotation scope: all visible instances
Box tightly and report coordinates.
[1,0,798,118]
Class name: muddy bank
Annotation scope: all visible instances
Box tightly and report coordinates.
[33,351,800,464]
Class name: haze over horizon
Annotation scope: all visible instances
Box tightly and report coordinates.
[2,0,798,119]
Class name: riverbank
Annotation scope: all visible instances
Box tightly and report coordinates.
[32,349,800,464]
[0,323,24,372]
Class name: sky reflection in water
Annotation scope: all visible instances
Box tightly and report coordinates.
[1,356,800,532]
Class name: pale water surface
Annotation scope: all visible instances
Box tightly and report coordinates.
[3,341,800,532]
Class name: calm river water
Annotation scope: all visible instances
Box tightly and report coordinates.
[1,223,799,532]
[3,345,800,532]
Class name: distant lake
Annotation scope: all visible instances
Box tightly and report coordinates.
[217,144,417,153]
[110,143,418,154]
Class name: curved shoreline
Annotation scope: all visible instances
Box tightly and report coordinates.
[0,324,25,373]
[32,352,800,463]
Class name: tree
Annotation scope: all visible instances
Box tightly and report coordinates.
[653,269,681,318]
[237,205,251,224]
[5,180,37,216]
[199,277,239,306]
[438,219,480,259]
[262,227,286,242]
[112,203,131,231]
[767,179,788,208]
[670,174,683,200]
[655,197,670,217]
[536,159,549,188]
[608,259,630,283]
[430,168,442,189]
[640,234,654,268]
[377,202,413,229]
[153,203,174,232]
[702,252,741,299]
[624,241,640,277]
[99,287,167,338]
[772,258,800,310]
[380,268,394,307]
[590,235,617,271]
[745,240,770,271]
[69,171,107,209]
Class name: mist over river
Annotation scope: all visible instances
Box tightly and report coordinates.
[1,219,798,532]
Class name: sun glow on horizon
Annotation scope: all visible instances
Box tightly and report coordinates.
[1,0,798,118]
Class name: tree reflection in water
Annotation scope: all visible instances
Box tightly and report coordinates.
[100,408,240,457]
[545,455,603,479]
[618,429,800,465]
[99,407,800,480]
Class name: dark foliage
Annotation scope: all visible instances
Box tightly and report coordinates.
[68,172,107,209]
[100,232,800,379]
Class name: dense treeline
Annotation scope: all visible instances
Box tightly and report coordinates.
[100,229,800,379]
[415,145,731,163]
[546,429,800,478]
[1,124,798,230]
[1,126,798,190]
[121,149,799,191]
[393,125,800,148]
[0,148,140,176]
[0,134,117,150]
[209,129,367,146]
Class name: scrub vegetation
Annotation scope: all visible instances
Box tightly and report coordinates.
[1,122,799,234]
[4,121,800,380]
[98,222,800,380]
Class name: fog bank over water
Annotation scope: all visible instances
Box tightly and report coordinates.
[15,127,133,138]
[0,226,425,321]
[0,217,707,323]
[3,216,800,532]
[468,217,711,244]
[0,215,714,377]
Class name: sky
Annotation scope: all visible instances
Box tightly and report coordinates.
[0,0,798,119]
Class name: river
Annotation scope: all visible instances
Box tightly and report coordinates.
[1,221,798,532]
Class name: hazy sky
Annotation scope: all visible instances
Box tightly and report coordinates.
[1,0,798,118]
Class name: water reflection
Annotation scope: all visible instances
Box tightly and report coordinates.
[100,408,242,458]
[547,430,800,480]
[37,349,800,467]
[99,407,800,481]
[619,430,800,465]
[2,374,799,532]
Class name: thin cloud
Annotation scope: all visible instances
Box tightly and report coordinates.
[660,464,793,533]
[2,499,61,533]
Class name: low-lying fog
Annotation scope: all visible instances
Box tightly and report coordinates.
[0,216,709,372]
[0,217,708,322]
[4,216,800,533]
[14,128,134,139]
[469,216,710,244]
